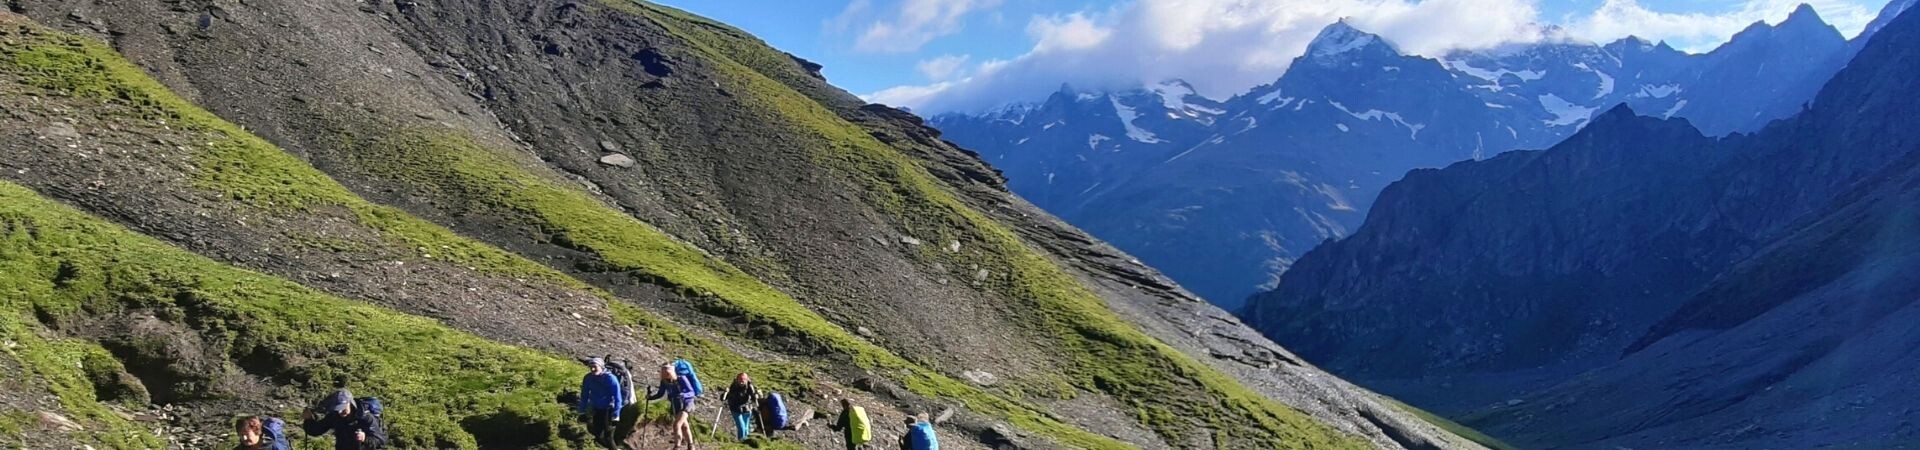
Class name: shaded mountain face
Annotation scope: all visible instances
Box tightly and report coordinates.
[929,10,1853,309]
[1248,3,1920,449]
[0,1,1477,449]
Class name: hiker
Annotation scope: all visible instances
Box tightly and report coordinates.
[300,389,387,450]
[233,415,291,450]
[723,373,760,441]
[646,364,698,450]
[578,357,625,446]
[900,415,938,450]
[827,398,872,450]
[758,390,791,439]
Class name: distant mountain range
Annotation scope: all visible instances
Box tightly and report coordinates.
[931,4,1857,309]
[1245,0,1920,447]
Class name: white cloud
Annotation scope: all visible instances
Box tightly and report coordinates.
[836,0,1004,54]
[863,0,1887,113]
[916,54,973,80]
[1029,13,1114,52]
[1566,0,1879,53]
[865,0,1545,112]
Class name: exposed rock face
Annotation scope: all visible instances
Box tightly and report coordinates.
[1247,4,1920,448]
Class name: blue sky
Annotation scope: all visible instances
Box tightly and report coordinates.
[661,0,1894,112]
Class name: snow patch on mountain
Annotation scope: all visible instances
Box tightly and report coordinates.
[1574,62,1615,99]
[1088,133,1111,150]
[1312,25,1378,58]
[1330,101,1425,139]
[1635,84,1681,99]
[1110,97,1165,143]
[1540,94,1599,127]
[1663,100,1689,119]
[1164,135,1225,163]
[1445,59,1546,87]
[1151,80,1222,116]
[1256,88,1291,105]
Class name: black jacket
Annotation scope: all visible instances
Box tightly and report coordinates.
[301,401,388,450]
[724,382,760,414]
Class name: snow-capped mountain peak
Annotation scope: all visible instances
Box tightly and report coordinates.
[1306,20,1396,61]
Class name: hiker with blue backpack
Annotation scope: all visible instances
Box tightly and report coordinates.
[578,357,625,447]
[899,415,938,450]
[723,373,760,441]
[233,415,291,450]
[646,361,702,450]
[300,389,387,450]
[758,390,791,439]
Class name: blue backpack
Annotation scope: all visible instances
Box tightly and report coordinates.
[907,422,938,450]
[261,417,292,450]
[672,359,703,396]
[357,397,384,417]
[761,392,790,429]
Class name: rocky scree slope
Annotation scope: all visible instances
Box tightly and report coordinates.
[0,1,1474,449]
[929,7,1856,309]
[1247,3,1920,448]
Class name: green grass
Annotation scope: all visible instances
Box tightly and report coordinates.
[0,16,814,399]
[0,318,162,448]
[0,20,572,288]
[0,18,841,448]
[0,180,592,448]
[332,126,1128,448]
[627,3,1370,448]
[1383,398,1518,450]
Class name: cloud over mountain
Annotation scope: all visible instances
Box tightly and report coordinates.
[866,0,1882,113]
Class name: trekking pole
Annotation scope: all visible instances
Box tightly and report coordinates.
[639,385,652,450]
[708,397,725,439]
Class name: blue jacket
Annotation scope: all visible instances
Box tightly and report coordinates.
[579,372,624,413]
[647,377,697,403]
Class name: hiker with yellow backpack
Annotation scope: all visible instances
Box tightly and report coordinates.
[828,398,873,450]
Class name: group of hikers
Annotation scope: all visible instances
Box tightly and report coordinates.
[230,357,939,450]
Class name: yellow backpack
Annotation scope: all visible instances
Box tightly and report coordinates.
[849,406,872,444]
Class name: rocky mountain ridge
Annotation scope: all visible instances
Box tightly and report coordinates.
[929,5,1859,309]
[1245,2,1920,448]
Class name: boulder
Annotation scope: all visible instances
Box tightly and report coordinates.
[598,153,636,168]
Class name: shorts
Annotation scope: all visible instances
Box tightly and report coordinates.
[669,397,692,416]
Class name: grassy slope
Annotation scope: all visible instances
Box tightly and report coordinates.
[0,179,587,448]
[0,17,819,447]
[2,9,1126,450]
[336,120,1130,448]
[616,2,1370,448]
